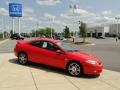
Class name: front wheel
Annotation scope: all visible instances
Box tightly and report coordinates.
[67,62,83,77]
[18,52,28,65]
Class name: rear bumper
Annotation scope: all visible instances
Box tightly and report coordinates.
[83,64,103,75]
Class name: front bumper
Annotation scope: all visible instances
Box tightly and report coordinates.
[83,63,103,75]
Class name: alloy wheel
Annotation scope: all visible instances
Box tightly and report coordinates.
[18,53,28,65]
[68,62,81,76]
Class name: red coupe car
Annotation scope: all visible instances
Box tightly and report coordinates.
[14,38,103,76]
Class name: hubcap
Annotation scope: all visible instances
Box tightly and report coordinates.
[68,63,81,76]
[19,53,27,64]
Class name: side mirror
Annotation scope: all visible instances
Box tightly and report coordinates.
[56,50,64,54]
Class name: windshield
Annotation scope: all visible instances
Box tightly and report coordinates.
[57,42,79,52]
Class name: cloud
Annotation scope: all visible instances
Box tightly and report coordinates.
[5,1,10,5]
[70,0,79,3]
[60,7,95,27]
[60,14,71,19]
[22,16,37,21]
[74,8,88,15]
[23,8,35,16]
[60,7,116,27]
[36,0,61,6]
[53,20,72,26]
[0,8,8,16]
[61,8,89,19]
[44,13,56,19]
[24,8,34,14]
[101,10,112,16]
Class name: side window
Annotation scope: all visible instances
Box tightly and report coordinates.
[46,42,59,51]
[31,41,60,51]
[31,41,43,48]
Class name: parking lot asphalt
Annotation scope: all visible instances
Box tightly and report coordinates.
[0,38,35,53]
[0,53,120,90]
[0,39,16,53]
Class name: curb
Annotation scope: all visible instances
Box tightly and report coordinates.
[0,39,9,45]
[84,43,96,46]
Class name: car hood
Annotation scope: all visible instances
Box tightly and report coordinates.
[67,51,101,62]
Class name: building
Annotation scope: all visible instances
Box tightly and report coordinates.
[87,26,109,37]
[109,24,120,37]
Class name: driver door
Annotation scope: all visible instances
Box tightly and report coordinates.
[41,41,67,68]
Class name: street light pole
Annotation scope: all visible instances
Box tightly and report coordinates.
[35,22,39,37]
[69,4,77,42]
[2,16,5,39]
[49,18,53,38]
[34,25,36,37]
[69,4,77,37]
[115,17,120,41]
[50,19,52,38]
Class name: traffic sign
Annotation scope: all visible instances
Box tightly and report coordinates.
[9,3,22,17]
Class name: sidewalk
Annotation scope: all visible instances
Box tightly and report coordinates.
[0,53,120,90]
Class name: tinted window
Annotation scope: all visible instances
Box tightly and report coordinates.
[46,42,59,51]
[31,41,60,51]
[31,41,43,48]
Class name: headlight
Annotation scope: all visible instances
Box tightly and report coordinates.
[86,60,97,65]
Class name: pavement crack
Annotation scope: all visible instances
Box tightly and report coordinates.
[99,78,120,90]
[64,76,80,90]
[29,67,38,90]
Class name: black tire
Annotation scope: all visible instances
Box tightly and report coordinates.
[67,62,83,77]
[18,52,28,65]
[16,38,18,40]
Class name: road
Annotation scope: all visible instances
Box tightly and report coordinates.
[0,39,16,53]
[0,38,120,72]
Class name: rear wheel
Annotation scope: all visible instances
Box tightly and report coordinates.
[67,62,83,76]
[18,52,28,65]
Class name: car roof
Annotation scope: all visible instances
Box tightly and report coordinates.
[30,38,61,43]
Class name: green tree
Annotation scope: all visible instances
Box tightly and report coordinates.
[79,22,87,42]
[63,26,70,38]
[32,29,35,34]
[45,27,55,37]
[31,27,55,37]
[38,28,46,36]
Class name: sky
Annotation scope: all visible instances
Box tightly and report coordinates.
[0,0,120,33]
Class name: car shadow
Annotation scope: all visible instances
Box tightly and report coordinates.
[9,58,100,79]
